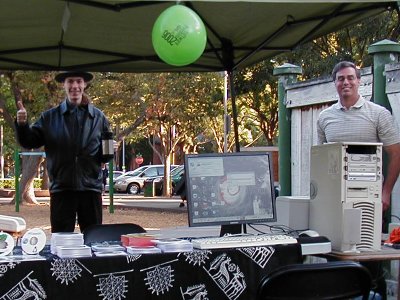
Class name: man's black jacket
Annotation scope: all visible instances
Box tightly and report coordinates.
[16,100,111,194]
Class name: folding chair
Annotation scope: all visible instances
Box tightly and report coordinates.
[83,223,146,245]
[257,261,372,300]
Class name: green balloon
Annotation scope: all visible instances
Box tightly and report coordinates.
[152,5,207,66]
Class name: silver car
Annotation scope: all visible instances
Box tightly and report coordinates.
[114,165,178,194]
[104,170,125,192]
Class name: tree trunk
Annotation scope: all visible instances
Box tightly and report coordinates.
[40,159,49,190]
[11,150,43,205]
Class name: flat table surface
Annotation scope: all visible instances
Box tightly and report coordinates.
[322,246,400,262]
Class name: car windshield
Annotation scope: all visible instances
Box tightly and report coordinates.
[171,165,184,176]
[122,166,148,177]
[113,172,124,180]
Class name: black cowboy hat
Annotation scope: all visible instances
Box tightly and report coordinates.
[55,71,94,83]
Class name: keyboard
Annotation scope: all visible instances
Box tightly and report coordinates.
[191,234,298,250]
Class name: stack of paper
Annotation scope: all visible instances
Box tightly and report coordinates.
[153,238,193,253]
[50,232,89,257]
[91,243,126,257]
[125,246,161,254]
[56,245,92,258]
[93,250,127,257]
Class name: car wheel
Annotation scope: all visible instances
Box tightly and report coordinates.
[127,183,140,194]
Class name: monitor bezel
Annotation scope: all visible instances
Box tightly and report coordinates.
[185,151,277,228]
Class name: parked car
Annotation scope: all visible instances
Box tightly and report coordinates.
[104,170,125,192]
[114,165,178,194]
[145,165,184,196]
[108,171,124,183]
[171,165,184,188]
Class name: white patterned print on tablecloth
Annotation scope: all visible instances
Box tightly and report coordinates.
[51,258,91,285]
[94,269,133,300]
[238,246,275,268]
[178,249,212,266]
[140,259,178,296]
[0,271,46,300]
[204,253,246,300]
[180,284,209,300]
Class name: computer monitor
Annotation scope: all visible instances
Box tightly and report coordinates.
[185,152,276,235]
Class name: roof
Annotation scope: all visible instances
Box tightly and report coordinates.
[0,0,396,73]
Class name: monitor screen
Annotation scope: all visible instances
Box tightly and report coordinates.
[185,152,276,227]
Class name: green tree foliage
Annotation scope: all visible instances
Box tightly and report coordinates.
[90,72,147,140]
[276,10,400,78]
[91,72,225,195]
[0,71,59,203]
[91,72,225,155]
[0,70,60,167]
[234,61,279,146]
[0,73,18,170]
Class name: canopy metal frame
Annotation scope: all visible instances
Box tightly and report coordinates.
[0,1,397,73]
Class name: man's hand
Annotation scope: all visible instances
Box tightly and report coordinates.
[382,189,391,212]
[16,101,27,125]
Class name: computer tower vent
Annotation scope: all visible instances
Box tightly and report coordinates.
[353,201,377,250]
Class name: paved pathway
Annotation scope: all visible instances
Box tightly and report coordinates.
[0,194,185,212]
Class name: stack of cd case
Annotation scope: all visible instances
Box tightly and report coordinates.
[51,232,91,257]
[153,238,193,253]
[56,245,92,258]
[91,243,127,257]
[125,246,161,254]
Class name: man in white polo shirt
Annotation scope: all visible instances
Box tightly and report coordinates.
[317,61,400,298]
[317,61,400,213]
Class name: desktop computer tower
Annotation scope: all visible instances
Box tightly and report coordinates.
[309,142,382,252]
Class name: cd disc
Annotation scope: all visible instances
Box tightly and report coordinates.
[21,228,46,254]
[0,232,15,256]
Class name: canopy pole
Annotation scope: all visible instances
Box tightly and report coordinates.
[221,68,244,235]
[221,39,240,152]
[14,150,20,212]
[109,159,114,213]
[223,71,229,153]
[228,71,240,152]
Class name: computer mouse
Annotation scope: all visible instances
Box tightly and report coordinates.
[299,230,320,237]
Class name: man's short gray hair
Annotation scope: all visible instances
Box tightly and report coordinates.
[332,61,361,81]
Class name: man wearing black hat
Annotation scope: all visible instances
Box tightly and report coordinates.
[15,71,112,233]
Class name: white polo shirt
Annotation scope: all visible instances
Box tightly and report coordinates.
[317,96,400,146]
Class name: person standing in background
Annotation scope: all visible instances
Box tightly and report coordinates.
[102,163,109,194]
[15,71,112,233]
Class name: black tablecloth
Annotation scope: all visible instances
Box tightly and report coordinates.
[0,244,301,300]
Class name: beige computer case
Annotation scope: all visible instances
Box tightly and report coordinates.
[309,142,382,252]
